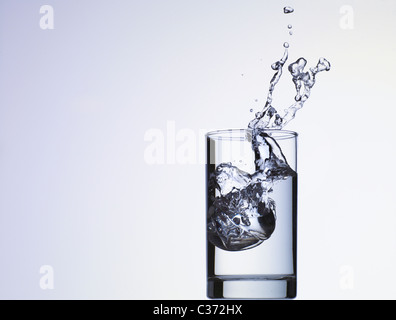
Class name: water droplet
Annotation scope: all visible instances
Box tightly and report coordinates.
[288,24,293,29]
[289,31,293,35]
[255,99,258,102]
[250,109,254,113]
[284,6,294,14]
[283,42,290,48]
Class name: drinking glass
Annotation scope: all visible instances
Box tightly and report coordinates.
[206,129,297,299]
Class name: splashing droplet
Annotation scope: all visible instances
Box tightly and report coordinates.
[284,6,294,14]
[288,24,293,29]
[250,109,254,113]
[283,42,290,48]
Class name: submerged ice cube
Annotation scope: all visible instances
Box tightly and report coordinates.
[215,163,252,196]
[207,184,277,251]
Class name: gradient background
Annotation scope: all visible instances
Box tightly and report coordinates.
[0,0,395,299]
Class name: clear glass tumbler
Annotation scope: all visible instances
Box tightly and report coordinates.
[206,129,297,299]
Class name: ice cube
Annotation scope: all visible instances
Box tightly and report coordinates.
[215,163,252,196]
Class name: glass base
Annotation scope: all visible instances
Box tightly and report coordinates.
[207,275,296,299]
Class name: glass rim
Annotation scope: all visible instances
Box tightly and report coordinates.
[206,128,298,141]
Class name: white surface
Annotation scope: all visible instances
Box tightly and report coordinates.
[0,0,395,299]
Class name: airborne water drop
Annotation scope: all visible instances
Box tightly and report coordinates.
[284,6,294,14]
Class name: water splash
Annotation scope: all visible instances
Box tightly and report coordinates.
[207,6,331,252]
[249,52,331,130]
